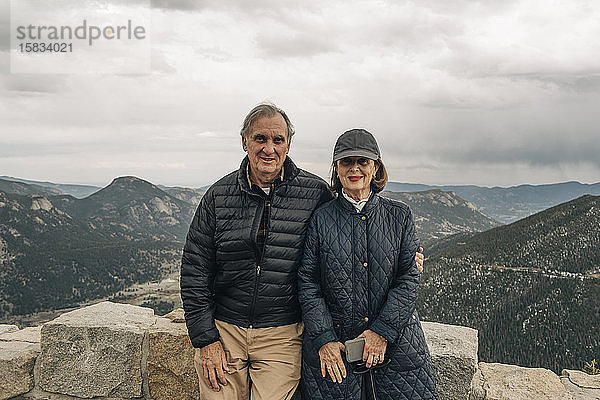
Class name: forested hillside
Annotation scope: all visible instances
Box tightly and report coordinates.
[418,195,600,373]
[0,177,194,318]
[435,195,600,274]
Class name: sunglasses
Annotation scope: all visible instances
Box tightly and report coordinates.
[338,157,372,167]
[350,358,391,374]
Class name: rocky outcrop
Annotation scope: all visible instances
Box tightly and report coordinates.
[422,321,478,400]
[38,302,155,398]
[0,326,41,400]
[0,327,41,344]
[1,303,481,400]
[1,302,597,400]
[0,326,19,336]
[147,317,199,400]
[471,362,568,400]
[30,197,52,212]
[162,308,185,323]
[561,369,600,400]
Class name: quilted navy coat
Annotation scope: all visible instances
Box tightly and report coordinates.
[298,193,438,400]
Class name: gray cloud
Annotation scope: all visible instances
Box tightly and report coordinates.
[1,74,67,94]
[440,137,600,168]
[1,0,600,187]
[0,51,8,74]
[151,0,204,11]
[498,73,600,94]
[150,0,314,14]
[0,0,9,52]
[151,49,177,73]
[256,30,338,58]
[570,75,600,93]
[377,95,600,172]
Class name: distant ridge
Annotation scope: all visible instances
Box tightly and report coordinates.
[0,177,61,197]
[434,194,600,274]
[386,181,600,223]
[381,189,499,247]
[0,175,100,198]
[158,184,205,206]
[6,176,598,223]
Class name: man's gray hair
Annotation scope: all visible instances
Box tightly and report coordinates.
[240,103,295,142]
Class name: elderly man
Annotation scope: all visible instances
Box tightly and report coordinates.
[180,103,423,400]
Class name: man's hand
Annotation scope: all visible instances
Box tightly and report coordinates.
[358,329,387,369]
[194,341,230,391]
[415,247,424,273]
[318,341,347,383]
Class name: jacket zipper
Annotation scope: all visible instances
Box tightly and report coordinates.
[249,264,261,328]
[249,195,271,328]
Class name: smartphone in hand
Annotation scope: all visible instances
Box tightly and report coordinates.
[344,337,365,363]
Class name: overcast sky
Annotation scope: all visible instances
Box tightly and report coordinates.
[1,0,599,188]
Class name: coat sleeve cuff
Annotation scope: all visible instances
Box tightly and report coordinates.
[370,319,399,344]
[313,329,338,350]
[190,330,220,349]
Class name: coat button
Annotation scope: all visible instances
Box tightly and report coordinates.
[364,317,369,322]
[412,315,416,320]
[361,216,366,220]
[363,262,368,267]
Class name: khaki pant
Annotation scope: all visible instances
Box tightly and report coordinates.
[197,320,303,400]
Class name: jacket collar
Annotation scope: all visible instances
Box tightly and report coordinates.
[337,190,380,215]
[238,155,299,194]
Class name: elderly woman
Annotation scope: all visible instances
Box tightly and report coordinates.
[298,129,438,400]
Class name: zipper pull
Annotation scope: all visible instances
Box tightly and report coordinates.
[257,265,261,275]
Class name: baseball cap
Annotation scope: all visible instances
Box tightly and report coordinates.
[333,128,380,161]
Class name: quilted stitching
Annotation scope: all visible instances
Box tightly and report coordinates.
[298,194,439,399]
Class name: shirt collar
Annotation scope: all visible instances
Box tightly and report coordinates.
[246,163,285,189]
[342,189,371,212]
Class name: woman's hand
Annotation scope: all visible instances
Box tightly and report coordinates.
[358,329,387,368]
[318,341,347,383]
[415,247,424,273]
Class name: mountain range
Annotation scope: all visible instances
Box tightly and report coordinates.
[386,181,600,223]
[418,195,600,373]
[381,190,499,247]
[0,177,193,318]
[158,185,205,206]
[0,176,101,199]
[0,175,497,319]
[53,176,194,241]
[5,175,600,223]
[0,178,62,197]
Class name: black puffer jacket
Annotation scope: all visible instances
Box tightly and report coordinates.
[298,194,438,400]
[181,156,333,348]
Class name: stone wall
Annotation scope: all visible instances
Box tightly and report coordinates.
[0,302,597,400]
